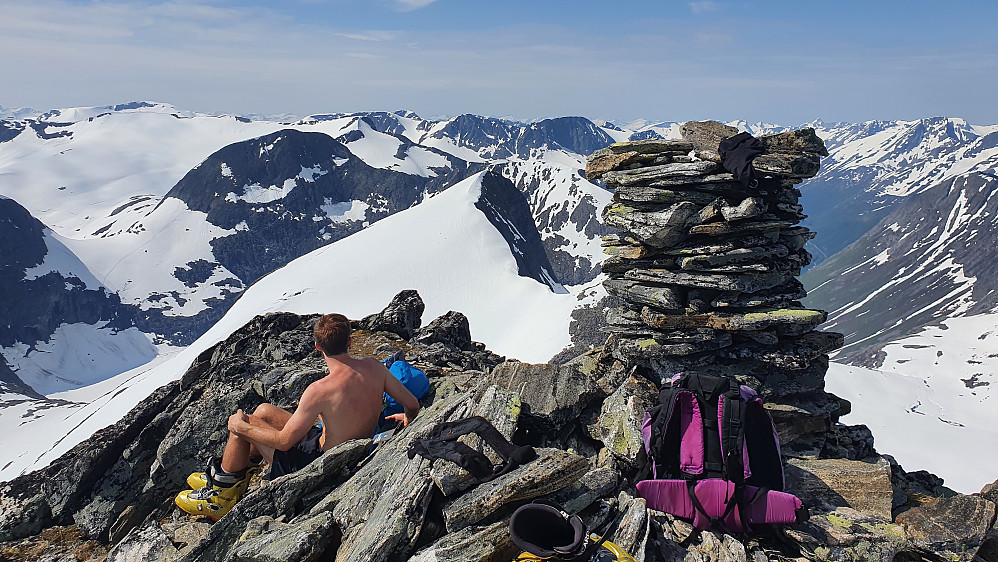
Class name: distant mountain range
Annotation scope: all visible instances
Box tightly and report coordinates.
[2,102,997,491]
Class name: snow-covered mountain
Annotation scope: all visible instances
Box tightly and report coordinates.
[802,172,998,365]
[0,196,156,397]
[0,102,614,398]
[0,171,606,480]
[800,117,998,263]
[797,170,998,493]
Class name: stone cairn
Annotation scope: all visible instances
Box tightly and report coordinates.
[585,120,844,456]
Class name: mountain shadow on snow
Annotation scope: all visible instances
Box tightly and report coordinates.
[475,170,566,292]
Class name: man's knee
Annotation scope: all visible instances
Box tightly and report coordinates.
[253,403,278,417]
[253,403,288,424]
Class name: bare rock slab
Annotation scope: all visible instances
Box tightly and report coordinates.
[443,448,589,532]
[547,466,621,515]
[610,493,650,561]
[587,375,658,466]
[785,457,894,520]
[408,520,518,562]
[105,521,179,562]
[896,494,997,562]
[604,279,684,312]
[230,512,337,562]
[488,362,602,434]
[602,201,698,248]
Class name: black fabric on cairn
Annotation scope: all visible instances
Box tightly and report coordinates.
[718,131,766,187]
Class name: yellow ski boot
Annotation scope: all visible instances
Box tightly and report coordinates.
[176,461,257,521]
[185,457,262,490]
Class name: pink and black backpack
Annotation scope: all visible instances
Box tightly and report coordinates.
[636,372,808,533]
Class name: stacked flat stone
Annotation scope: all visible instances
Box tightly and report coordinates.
[586,120,844,456]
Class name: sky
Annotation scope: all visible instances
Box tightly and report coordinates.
[1,0,997,125]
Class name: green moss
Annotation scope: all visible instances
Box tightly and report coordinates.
[508,396,522,422]
[604,203,636,218]
[857,522,903,537]
[826,514,853,531]
[813,546,831,561]
[635,339,659,350]
[741,308,823,323]
[575,355,602,377]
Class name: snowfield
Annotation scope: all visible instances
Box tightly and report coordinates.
[827,311,998,494]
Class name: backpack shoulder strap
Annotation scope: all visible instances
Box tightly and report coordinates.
[648,384,683,478]
[408,416,537,480]
[720,387,746,484]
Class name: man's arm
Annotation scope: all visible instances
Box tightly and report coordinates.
[229,388,321,451]
[381,361,420,428]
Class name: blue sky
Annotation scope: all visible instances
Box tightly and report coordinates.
[1,0,996,124]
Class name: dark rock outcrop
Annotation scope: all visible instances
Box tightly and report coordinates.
[359,288,425,339]
[475,169,564,290]
[0,196,137,395]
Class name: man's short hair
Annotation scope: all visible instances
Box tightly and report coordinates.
[314,313,351,356]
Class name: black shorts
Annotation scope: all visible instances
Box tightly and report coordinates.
[270,425,324,478]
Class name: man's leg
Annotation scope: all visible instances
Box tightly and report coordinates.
[221,403,292,473]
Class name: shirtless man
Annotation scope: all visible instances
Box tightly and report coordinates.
[175,313,420,519]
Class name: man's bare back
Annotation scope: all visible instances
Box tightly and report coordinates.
[312,354,415,450]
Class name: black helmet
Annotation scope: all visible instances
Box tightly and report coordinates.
[509,502,589,559]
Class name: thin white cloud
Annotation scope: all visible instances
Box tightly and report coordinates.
[395,0,439,12]
[689,1,718,15]
[335,31,396,42]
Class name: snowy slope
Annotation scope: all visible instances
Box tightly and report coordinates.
[0,171,601,480]
[0,103,283,236]
[827,312,998,494]
[0,196,157,396]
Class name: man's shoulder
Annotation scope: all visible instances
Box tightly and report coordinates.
[351,356,387,370]
[360,357,392,382]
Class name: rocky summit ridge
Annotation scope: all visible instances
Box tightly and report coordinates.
[0,289,993,562]
[1,122,997,561]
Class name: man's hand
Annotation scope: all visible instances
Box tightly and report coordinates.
[384,412,411,428]
[228,409,251,434]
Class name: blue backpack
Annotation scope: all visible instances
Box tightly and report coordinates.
[381,353,429,417]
